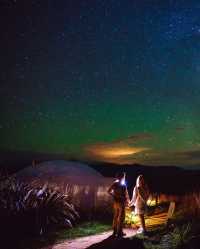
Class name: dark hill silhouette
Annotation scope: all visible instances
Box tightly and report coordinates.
[87,161,200,195]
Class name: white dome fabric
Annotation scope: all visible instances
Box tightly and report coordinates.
[16,160,102,182]
[15,160,113,214]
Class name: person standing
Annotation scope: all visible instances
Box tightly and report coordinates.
[108,172,129,238]
[129,175,149,234]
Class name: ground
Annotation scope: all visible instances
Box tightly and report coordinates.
[42,211,169,249]
[43,228,137,249]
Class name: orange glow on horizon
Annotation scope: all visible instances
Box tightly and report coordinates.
[86,144,149,159]
[99,147,148,158]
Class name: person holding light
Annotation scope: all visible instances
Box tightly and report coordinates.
[108,172,129,238]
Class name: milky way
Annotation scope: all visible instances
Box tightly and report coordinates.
[1,0,200,166]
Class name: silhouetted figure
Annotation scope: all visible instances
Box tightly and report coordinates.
[129,175,149,234]
[108,172,129,238]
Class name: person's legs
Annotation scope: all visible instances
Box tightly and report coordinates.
[117,204,126,237]
[138,214,146,232]
[112,202,119,236]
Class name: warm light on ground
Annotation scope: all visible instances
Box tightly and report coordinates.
[147,198,157,207]
[125,209,140,226]
[125,206,169,229]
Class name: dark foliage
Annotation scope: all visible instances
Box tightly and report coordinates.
[0,176,79,248]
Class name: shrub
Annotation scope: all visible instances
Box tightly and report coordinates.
[169,223,192,249]
[0,177,79,238]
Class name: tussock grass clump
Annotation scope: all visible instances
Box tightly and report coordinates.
[0,176,79,238]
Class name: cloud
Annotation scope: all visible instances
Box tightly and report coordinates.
[82,131,200,166]
[174,124,195,133]
[83,143,200,166]
[176,150,200,160]
[83,132,154,162]
[115,132,154,145]
[175,127,186,132]
[139,149,200,166]
[84,142,150,162]
[126,132,153,141]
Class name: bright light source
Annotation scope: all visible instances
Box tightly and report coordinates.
[125,208,140,226]
[120,178,126,186]
[147,198,157,207]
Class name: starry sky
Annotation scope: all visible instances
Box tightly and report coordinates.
[1,0,200,167]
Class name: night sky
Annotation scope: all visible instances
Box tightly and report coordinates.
[1,0,200,167]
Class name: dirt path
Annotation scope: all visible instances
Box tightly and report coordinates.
[43,228,137,249]
[43,211,168,249]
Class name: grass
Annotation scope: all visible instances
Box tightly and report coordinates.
[141,220,199,249]
[15,221,111,249]
[143,192,200,249]
[8,190,200,249]
[134,204,199,249]
[63,221,111,239]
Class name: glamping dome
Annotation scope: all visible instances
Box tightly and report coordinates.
[16,160,102,182]
[15,160,113,215]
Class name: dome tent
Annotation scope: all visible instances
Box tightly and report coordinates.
[16,160,102,181]
[15,160,114,216]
